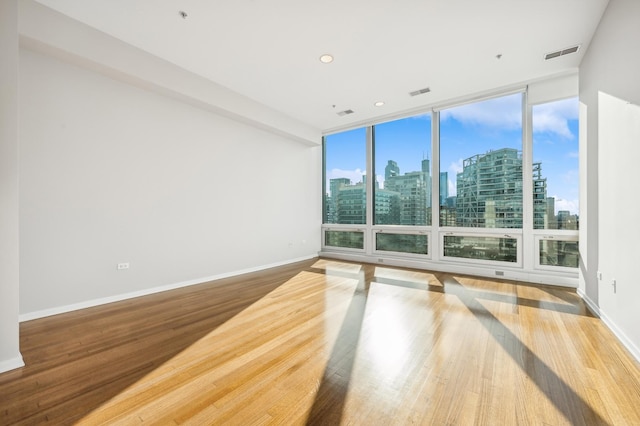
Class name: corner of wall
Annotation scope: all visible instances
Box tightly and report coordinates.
[0,355,25,374]
[0,0,23,374]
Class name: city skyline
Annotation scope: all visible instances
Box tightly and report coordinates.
[327,147,578,230]
[325,95,579,216]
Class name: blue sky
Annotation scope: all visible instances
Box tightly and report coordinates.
[325,94,579,215]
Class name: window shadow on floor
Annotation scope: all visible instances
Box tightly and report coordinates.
[439,273,610,426]
[305,266,373,425]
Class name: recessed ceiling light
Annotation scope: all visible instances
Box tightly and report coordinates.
[374,101,385,107]
[319,54,334,64]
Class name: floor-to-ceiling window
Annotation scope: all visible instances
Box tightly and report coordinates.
[439,92,523,264]
[321,89,579,282]
[323,127,367,250]
[532,97,580,269]
[372,115,432,256]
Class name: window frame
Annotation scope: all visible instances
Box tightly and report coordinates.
[533,232,579,272]
[320,88,579,283]
[322,225,367,253]
[439,229,523,267]
[372,227,431,259]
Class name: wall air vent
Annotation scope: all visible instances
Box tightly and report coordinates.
[337,109,354,116]
[544,45,581,60]
[409,87,431,97]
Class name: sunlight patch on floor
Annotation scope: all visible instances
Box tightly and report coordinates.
[312,259,363,275]
[77,269,358,425]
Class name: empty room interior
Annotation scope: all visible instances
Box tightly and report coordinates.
[2,0,640,424]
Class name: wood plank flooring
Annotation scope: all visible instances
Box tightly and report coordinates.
[2,258,640,425]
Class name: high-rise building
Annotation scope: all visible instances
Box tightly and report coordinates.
[332,176,403,225]
[385,160,400,181]
[455,148,546,228]
[422,158,433,210]
[557,210,578,230]
[386,172,428,225]
[533,162,548,229]
[546,196,556,229]
[439,172,449,206]
[328,178,352,223]
[336,181,366,224]
[373,184,400,224]
[384,159,432,226]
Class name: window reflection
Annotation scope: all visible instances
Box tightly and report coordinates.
[539,239,579,268]
[443,235,517,263]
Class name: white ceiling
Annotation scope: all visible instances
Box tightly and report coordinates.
[34,0,609,133]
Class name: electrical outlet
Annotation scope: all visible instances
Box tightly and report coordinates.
[117,262,130,270]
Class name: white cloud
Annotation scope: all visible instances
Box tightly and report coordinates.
[449,159,463,174]
[440,93,522,129]
[325,168,367,194]
[448,178,456,197]
[552,197,579,215]
[561,169,579,185]
[326,168,366,185]
[532,97,579,139]
[446,160,463,194]
[439,94,578,140]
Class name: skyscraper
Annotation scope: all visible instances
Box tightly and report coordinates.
[385,172,427,225]
[385,160,400,181]
[455,148,546,228]
[546,197,556,229]
[422,158,432,210]
[328,178,352,223]
[439,172,449,205]
[533,162,548,229]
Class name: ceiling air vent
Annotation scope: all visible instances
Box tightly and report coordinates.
[409,87,431,97]
[337,109,354,116]
[544,45,581,60]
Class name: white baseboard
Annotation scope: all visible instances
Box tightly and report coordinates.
[577,288,640,364]
[599,309,640,364]
[576,288,600,317]
[318,251,579,288]
[19,255,316,322]
[0,355,25,374]
[320,251,638,364]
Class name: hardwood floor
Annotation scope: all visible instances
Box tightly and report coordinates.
[2,258,640,425]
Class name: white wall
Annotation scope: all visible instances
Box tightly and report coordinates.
[0,0,24,373]
[19,0,320,147]
[579,0,640,358]
[19,48,321,317]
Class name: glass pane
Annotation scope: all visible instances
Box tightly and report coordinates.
[324,230,364,249]
[533,98,579,230]
[443,235,517,262]
[373,115,432,225]
[440,93,523,228]
[324,128,367,224]
[539,240,579,268]
[376,233,428,255]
